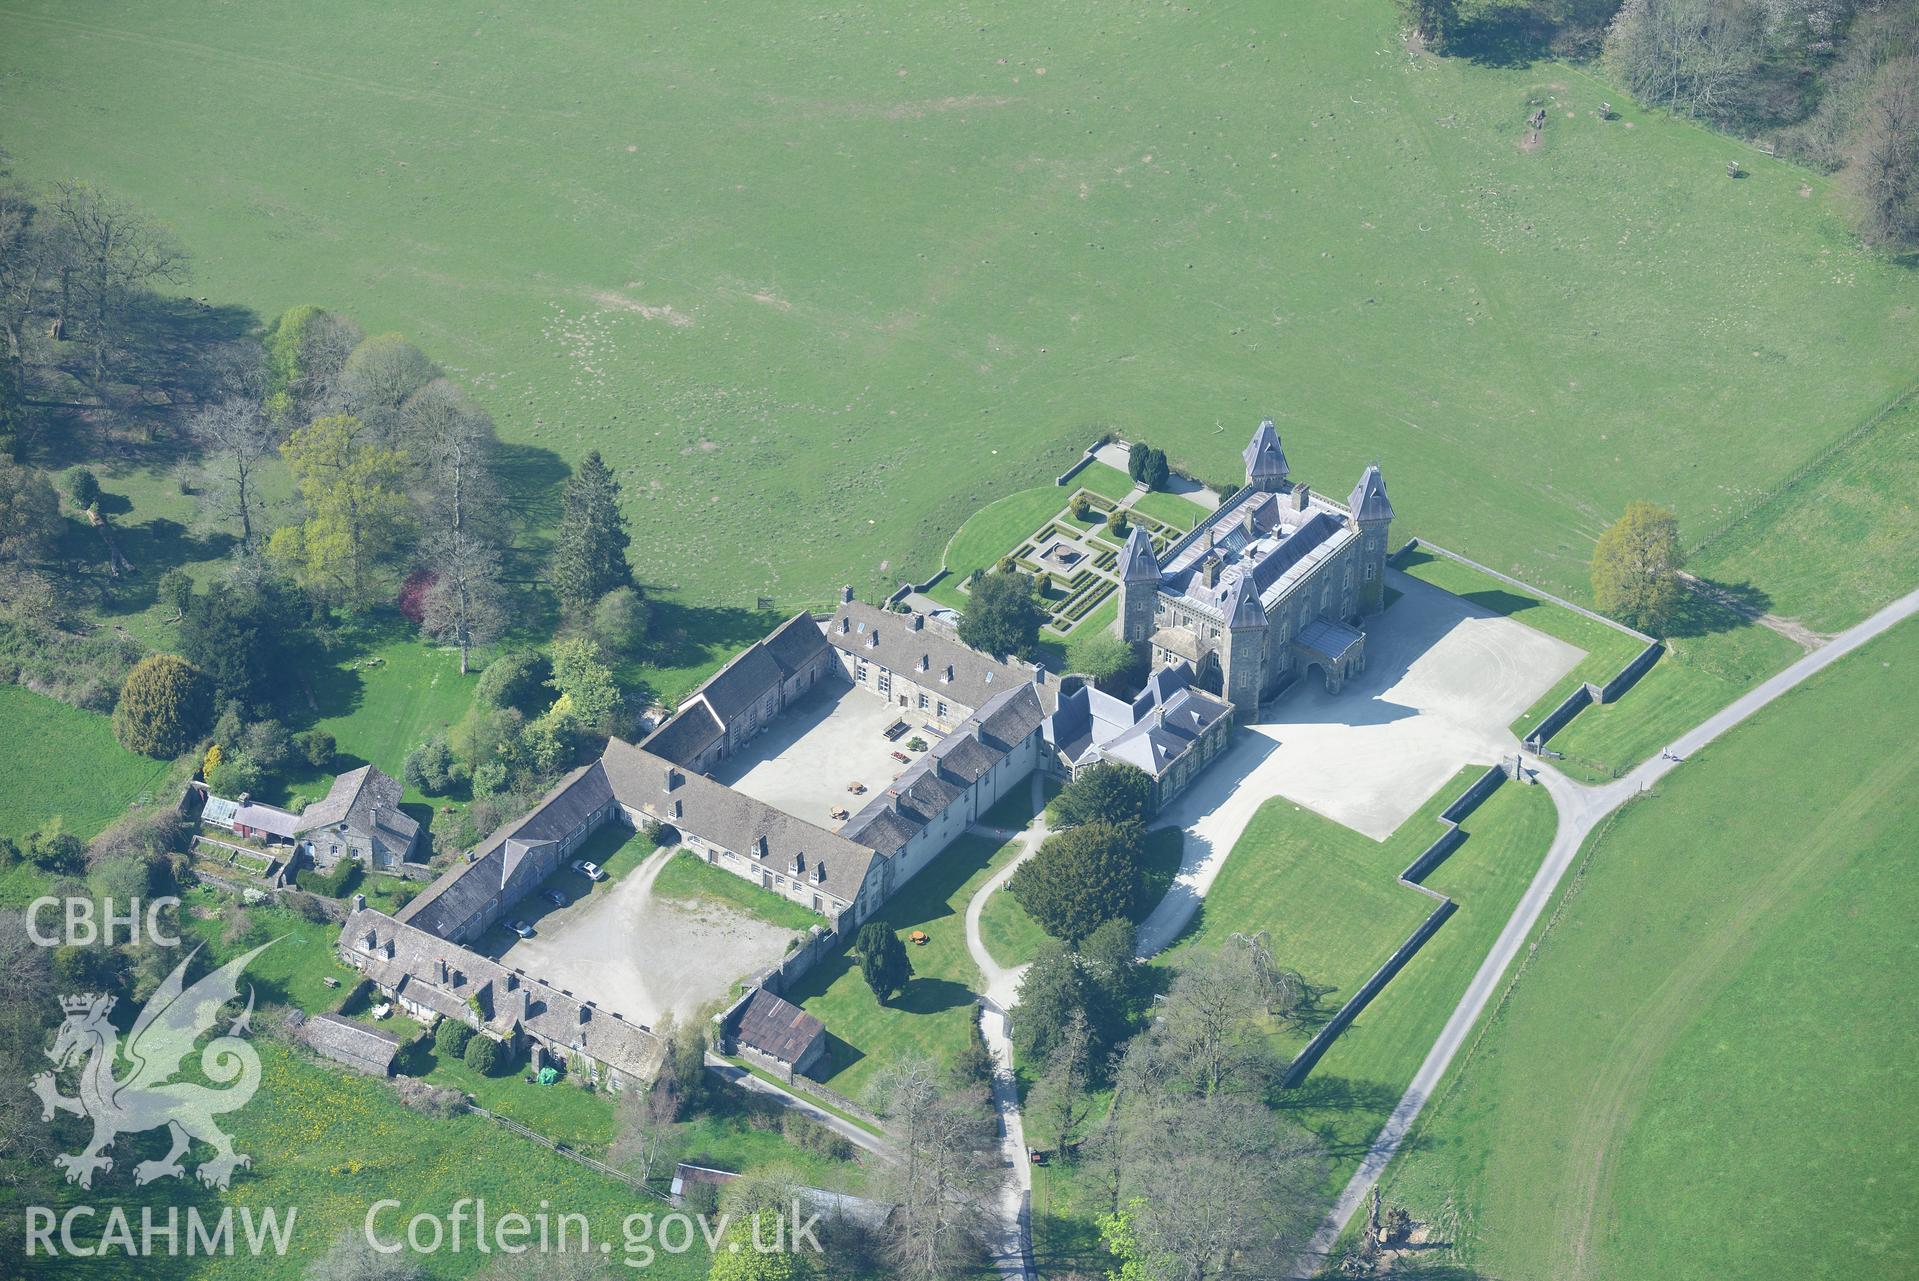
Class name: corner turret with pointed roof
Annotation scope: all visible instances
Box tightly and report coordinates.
[1348,464,1394,525]
[1117,526,1159,583]
[1221,572,1267,631]
[1243,419,1289,492]
[1115,526,1161,644]
[1347,463,1394,616]
[1220,572,1267,712]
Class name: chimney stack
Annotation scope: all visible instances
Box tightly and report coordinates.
[910,613,924,632]
[840,585,854,604]
[1294,483,1311,513]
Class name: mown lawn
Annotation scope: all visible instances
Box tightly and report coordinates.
[785,832,1019,1100]
[653,846,822,933]
[5,0,1911,623]
[1156,773,1496,1060]
[0,682,177,842]
[929,484,1077,608]
[1126,486,1211,530]
[1379,620,1919,1281]
[1028,771,1561,1275]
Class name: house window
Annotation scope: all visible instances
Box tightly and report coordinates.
[936,701,947,718]
[877,671,891,696]
[918,692,929,709]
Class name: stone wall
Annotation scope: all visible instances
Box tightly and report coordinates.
[1279,759,1516,1089]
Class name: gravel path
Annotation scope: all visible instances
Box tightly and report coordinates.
[963,774,1051,1280]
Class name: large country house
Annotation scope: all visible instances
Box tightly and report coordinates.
[333,417,1395,1089]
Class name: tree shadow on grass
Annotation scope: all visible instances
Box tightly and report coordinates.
[890,976,974,1017]
[494,441,571,550]
[1445,4,1559,67]
[818,1032,866,1082]
[1666,578,1771,639]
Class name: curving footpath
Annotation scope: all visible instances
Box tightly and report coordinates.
[1294,584,1919,1275]
[964,774,1051,1280]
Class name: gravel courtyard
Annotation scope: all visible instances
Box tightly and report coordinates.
[1167,569,1586,843]
[487,848,799,1028]
[712,679,931,829]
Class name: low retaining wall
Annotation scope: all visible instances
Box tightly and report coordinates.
[1280,760,1516,1089]
[1406,538,1655,644]
[1055,438,1109,487]
[754,925,841,998]
[1400,537,1664,754]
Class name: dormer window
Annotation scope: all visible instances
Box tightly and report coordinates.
[866,632,879,649]
[942,664,954,684]
[917,654,929,673]
[813,862,826,883]
[755,835,769,859]
[666,768,683,791]
[790,853,804,875]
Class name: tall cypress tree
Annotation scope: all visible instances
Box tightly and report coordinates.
[549,450,632,615]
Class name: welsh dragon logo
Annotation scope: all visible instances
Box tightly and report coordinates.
[33,941,272,1190]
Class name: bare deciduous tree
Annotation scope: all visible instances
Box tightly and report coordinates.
[609,1081,675,1188]
[874,1060,993,1281]
[421,527,507,674]
[1849,56,1919,250]
[1604,0,1764,121]
[1151,944,1282,1097]
[1123,1093,1327,1281]
[47,181,188,388]
[190,398,276,553]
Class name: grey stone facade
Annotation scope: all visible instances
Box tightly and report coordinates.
[1117,421,1393,706]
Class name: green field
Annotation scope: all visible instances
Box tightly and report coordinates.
[1380,620,1919,1281]
[784,832,1017,1100]
[1690,393,1919,633]
[1157,769,1544,1063]
[0,682,176,843]
[3,0,1913,624]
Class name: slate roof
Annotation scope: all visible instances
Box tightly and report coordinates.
[642,701,724,766]
[1222,573,1268,630]
[931,733,999,784]
[397,761,612,936]
[1098,686,1232,777]
[977,683,1046,751]
[1243,418,1289,481]
[733,988,826,1068]
[1347,464,1394,524]
[232,801,302,838]
[1045,661,1223,780]
[295,765,418,847]
[1161,489,1354,616]
[826,600,1050,715]
[843,684,1045,854]
[340,907,667,1083]
[1296,616,1366,663]
[304,1012,403,1075]
[761,612,831,678]
[1116,527,1160,583]
[600,738,877,906]
[697,645,786,726]
[683,612,830,729]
